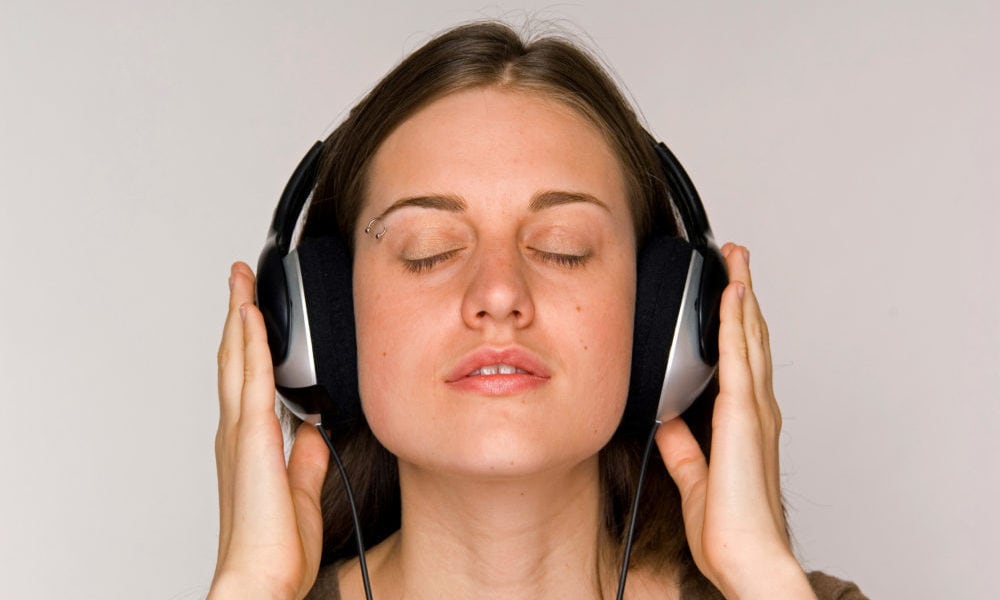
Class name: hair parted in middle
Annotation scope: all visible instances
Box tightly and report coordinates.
[297,20,721,595]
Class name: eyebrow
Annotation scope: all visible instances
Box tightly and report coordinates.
[378,190,610,218]
[529,190,610,213]
[378,194,467,219]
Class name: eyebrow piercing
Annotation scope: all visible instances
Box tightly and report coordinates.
[364,217,387,240]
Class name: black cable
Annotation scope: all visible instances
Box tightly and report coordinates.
[316,423,374,600]
[615,421,661,600]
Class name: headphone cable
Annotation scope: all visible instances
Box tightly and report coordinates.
[615,420,660,600]
[316,423,374,600]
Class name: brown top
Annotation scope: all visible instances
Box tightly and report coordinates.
[808,572,869,600]
[305,566,868,599]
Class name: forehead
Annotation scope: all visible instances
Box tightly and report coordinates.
[365,87,628,217]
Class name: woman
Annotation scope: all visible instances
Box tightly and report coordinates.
[210,21,866,600]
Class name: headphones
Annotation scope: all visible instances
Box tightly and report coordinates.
[256,136,727,437]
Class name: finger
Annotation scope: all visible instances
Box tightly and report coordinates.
[722,243,753,290]
[729,248,776,437]
[741,287,774,400]
[711,281,768,500]
[226,302,286,559]
[218,262,256,428]
[287,424,331,585]
[721,246,775,443]
[238,301,278,426]
[739,282,776,421]
[216,262,255,563]
[656,418,708,560]
[715,280,759,431]
[215,425,234,567]
[725,247,786,539]
[740,283,784,532]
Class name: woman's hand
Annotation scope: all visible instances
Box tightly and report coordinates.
[209,262,330,600]
[656,244,816,599]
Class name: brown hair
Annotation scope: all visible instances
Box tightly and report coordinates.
[299,20,718,593]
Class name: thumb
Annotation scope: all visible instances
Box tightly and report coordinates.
[656,417,709,552]
[288,422,331,501]
[287,423,331,580]
[657,417,709,500]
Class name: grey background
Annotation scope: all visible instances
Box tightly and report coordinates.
[1,1,997,598]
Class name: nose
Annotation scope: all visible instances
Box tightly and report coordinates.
[461,246,535,331]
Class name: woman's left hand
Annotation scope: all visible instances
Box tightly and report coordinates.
[656,243,817,599]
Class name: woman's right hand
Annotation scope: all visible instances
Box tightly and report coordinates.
[209,262,330,600]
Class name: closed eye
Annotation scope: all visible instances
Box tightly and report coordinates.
[402,248,463,273]
[530,248,591,268]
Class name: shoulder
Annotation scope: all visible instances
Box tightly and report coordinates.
[303,563,341,600]
[806,571,869,600]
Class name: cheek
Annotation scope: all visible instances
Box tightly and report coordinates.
[565,271,636,425]
[354,270,429,373]
[353,276,402,424]
[572,289,634,352]
[353,273,445,441]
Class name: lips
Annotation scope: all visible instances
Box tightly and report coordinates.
[445,347,551,387]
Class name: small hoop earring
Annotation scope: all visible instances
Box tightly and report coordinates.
[364,217,387,240]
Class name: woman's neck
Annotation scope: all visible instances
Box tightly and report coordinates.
[341,455,629,600]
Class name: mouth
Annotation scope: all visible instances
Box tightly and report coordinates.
[445,347,551,387]
[466,363,531,377]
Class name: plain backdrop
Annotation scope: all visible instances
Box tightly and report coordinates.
[1,1,997,598]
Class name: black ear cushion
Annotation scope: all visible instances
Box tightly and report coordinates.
[620,234,694,434]
[697,246,727,364]
[296,235,362,432]
[256,240,290,363]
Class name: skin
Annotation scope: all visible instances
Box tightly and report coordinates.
[342,88,638,599]
[354,88,636,480]
[209,88,816,599]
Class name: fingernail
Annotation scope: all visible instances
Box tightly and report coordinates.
[228,274,234,291]
[737,283,745,299]
[741,247,750,265]
[239,304,247,322]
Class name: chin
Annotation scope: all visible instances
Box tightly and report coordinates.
[363,380,627,480]
[389,417,617,481]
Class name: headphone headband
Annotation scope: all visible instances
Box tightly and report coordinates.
[269,141,324,253]
[652,141,714,249]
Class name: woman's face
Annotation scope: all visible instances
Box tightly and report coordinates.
[353,87,637,478]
